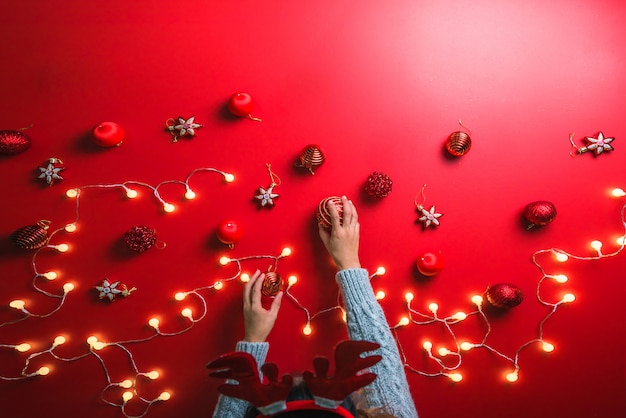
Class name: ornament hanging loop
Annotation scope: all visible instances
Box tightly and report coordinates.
[458,119,473,135]
[568,132,583,157]
[415,184,428,210]
[266,163,281,187]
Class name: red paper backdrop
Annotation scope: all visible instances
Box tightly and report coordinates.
[1,1,625,417]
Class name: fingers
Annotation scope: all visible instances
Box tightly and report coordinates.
[269,291,283,315]
[250,271,264,306]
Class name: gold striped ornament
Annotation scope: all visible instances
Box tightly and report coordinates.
[445,131,472,157]
[11,220,51,249]
[296,144,325,174]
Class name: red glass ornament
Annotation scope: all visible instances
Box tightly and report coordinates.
[0,130,32,155]
[485,283,524,309]
[92,122,125,147]
[416,251,444,276]
[261,271,284,297]
[216,220,243,247]
[445,131,472,157]
[364,171,393,199]
[297,145,325,175]
[124,226,157,252]
[523,201,557,227]
[227,92,261,121]
[11,220,51,249]
[316,196,343,231]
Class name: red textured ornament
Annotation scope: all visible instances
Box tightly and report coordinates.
[416,251,444,277]
[11,220,51,249]
[261,271,284,297]
[92,122,125,147]
[0,130,32,155]
[485,283,524,309]
[297,145,325,175]
[316,196,344,231]
[216,220,243,247]
[523,200,557,228]
[124,226,157,252]
[445,131,472,157]
[364,171,393,199]
[228,92,262,121]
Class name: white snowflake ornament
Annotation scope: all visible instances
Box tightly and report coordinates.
[95,279,136,301]
[167,116,203,142]
[38,157,65,186]
[582,132,614,156]
[255,185,279,207]
[417,205,443,228]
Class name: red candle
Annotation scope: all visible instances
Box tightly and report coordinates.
[227,92,261,121]
[416,251,444,276]
[92,122,124,147]
[216,220,243,247]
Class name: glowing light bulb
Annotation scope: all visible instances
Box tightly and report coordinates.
[438,347,450,356]
[506,371,519,382]
[398,316,410,327]
[126,188,138,199]
[174,292,186,301]
[428,303,439,314]
[53,336,66,346]
[214,281,224,290]
[448,373,463,382]
[63,283,74,293]
[460,342,474,351]
[422,341,433,351]
[302,324,312,336]
[219,256,230,266]
[158,392,171,401]
[15,343,31,352]
[86,336,98,346]
[37,366,50,376]
[280,247,292,257]
[542,342,555,352]
[375,266,386,275]
[375,291,386,300]
[562,293,576,303]
[240,273,250,283]
[122,392,133,402]
[55,243,69,252]
[341,310,347,323]
[146,371,159,380]
[120,379,133,388]
[65,188,78,198]
[148,318,160,329]
[163,203,175,213]
[611,188,626,197]
[471,295,483,306]
[224,173,235,183]
[181,308,193,319]
[64,223,77,233]
[9,300,25,310]
[554,252,569,262]
[617,236,626,246]
[43,271,57,280]
[553,274,568,284]
[452,312,467,321]
[288,275,297,286]
[404,292,414,303]
[93,341,106,350]
[590,240,602,250]
[184,189,196,200]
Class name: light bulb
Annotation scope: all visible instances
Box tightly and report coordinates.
[302,324,312,336]
[53,336,66,346]
[280,247,292,257]
[43,271,57,280]
[184,189,196,200]
[93,341,106,351]
[422,341,433,351]
[15,343,31,352]
[288,275,297,286]
[120,379,133,388]
[65,188,78,198]
[471,295,483,306]
[375,291,386,300]
[562,293,575,303]
[224,173,235,183]
[553,274,568,283]
[86,336,98,346]
[55,243,69,252]
[214,281,224,290]
[9,300,25,310]
[148,318,160,328]
[611,188,626,197]
[428,303,439,314]
[37,366,50,376]
[126,189,138,199]
[554,252,569,262]
[404,292,414,302]
[240,273,250,283]
[460,342,474,351]
[398,316,410,326]
[452,312,467,321]
[122,392,133,402]
[375,266,386,276]
[64,223,77,233]
[146,371,159,380]
[438,347,450,356]
[163,203,175,213]
[219,256,230,266]
[506,371,519,382]
[158,392,171,401]
[617,236,626,246]
[181,308,193,319]
[174,292,186,301]
[448,373,463,382]
[542,342,555,352]
[341,310,347,323]
[590,240,602,251]
[63,283,74,293]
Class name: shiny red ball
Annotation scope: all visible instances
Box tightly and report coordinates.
[0,130,32,155]
[485,283,524,309]
[227,92,255,117]
[316,196,343,231]
[93,122,124,147]
[216,220,243,246]
[416,251,444,276]
[523,201,557,227]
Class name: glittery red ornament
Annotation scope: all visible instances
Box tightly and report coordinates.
[261,271,284,297]
[445,131,472,157]
[0,130,32,155]
[124,226,157,252]
[364,172,393,199]
[316,196,343,231]
[523,201,557,228]
[11,220,51,249]
[216,220,243,247]
[485,283,524,309]
[297,145,325,175]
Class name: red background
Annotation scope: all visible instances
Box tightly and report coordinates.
[1,1,625,417]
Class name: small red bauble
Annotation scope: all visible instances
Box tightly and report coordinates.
[485,283,524,309]
[445,131,472,157]
[364,171,393,199]
[124,226,157,252]
[416,251,444,276]
[261,271,284,297]
[523,200,557,228]
[316,196,343,231]
[92,122,125,147]
[216,220,243,247]
[11,220,51,249]
[0,130,32,155]
[297,144,325,175]
[227,92,261,121]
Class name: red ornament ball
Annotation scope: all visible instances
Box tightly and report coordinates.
[364,171,393,199]
[485,283,524,309]
[523,200,557,227]
[11,220,50,249]
[261,271,284,297]
[124,226,157,252]
[227,92,258,117]
[416,251,444,277]
[297,144,325,175]
[316,196,344,231]
[216,220,243,247]
[445,131,472,157]
[92,122,125,147]
[0,130,32,155]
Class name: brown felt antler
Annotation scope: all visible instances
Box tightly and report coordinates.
[302,340,382,403]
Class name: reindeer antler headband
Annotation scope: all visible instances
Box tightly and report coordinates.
[207,340,382,417]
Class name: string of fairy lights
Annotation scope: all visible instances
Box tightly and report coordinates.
[1,168,624,416]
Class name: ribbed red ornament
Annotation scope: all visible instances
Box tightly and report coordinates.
[364,172,393,199]
[297,145,325,174]
[316,196,343,231]
[523,201,557,227]
[261,271,284,297]
[124,226,157,252]
[485,283,524,309]
[445,131,472,157]
[11,220,51,249]
[0,130,32,155]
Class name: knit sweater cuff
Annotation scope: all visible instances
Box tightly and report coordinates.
[336,268,374,307]
[235,341,269,366]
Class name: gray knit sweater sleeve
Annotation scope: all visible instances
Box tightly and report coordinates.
[337,268,419,418]
[211,341,269,417]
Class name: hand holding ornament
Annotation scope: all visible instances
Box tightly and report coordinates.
[243,270,283,343]
[318,196,361,271]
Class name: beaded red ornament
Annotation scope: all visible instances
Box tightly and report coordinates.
[296,145,325,175]
[364,172,393,199]
[485,283,524,309]
[445,131,472,157]
[261,270,284,297]
[124,226,157,252]
[316,196,343,231]
[523,201,557,228]
[11,220,51,249]
[0,130,32,155]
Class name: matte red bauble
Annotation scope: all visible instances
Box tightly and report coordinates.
[92,122,125,147]
[11,220,51,249]
[523,200,557,227]
[416,251,444,276]
[124,226,157,252]
[216,220,243,247]
[316,196,343,231]
[261,271,284,297]
[445,131,472,157]
[364,171,393,199]
[227,92,261,121]
[297,144,325,175]
[0,130,32,155]
[485,283,524,309]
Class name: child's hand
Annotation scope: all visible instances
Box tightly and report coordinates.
[318,196,361,271]
[243,270,283,342]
